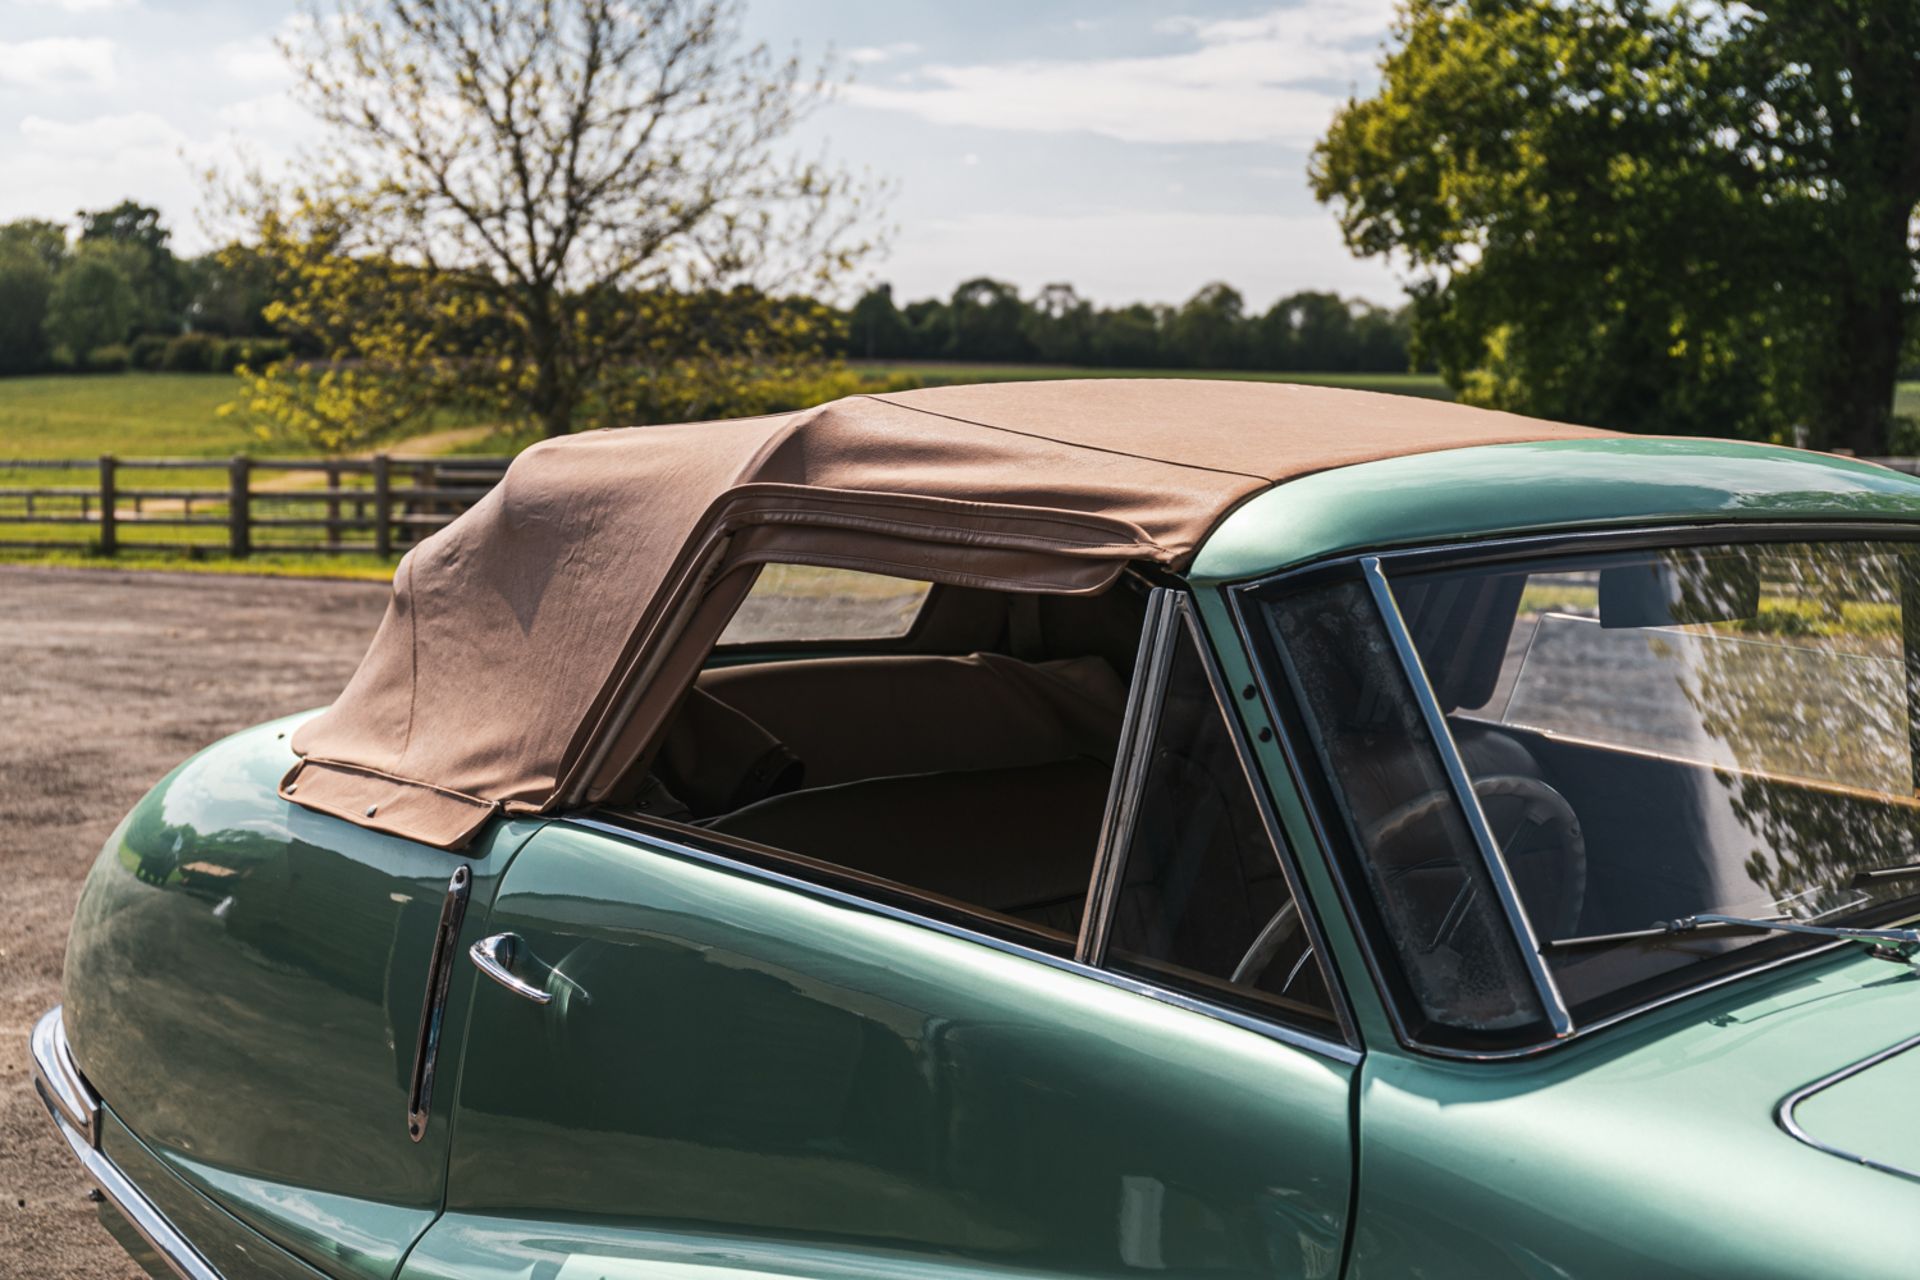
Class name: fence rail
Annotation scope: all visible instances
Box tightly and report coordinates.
[0,454,513,559]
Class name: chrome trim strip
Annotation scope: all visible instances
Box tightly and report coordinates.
[567,815,1363,1067]
[405,863,472,1142]
[30,1005,96,1148]
[30,1006,223,1280]
[1177,594,1360,1049]
[1078,589,1179,966]
[1359,554,1575,1039]
[1777,1032,1920,1182]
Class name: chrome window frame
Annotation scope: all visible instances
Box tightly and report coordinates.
[1078,587,1358,1047]
[1230,518,1920,1060]
[1360,555,1575,1041]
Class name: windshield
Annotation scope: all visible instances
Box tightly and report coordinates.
[1261,535,1920,1046]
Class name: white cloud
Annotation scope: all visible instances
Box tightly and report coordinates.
[846,41,920,66]
[878,209,1404,309]
[10,0,137,11]
[217,33,290,85]
[845,0,1391,146]
[19,109,181,154]
[5,111,197,232]
[0,37,116,87]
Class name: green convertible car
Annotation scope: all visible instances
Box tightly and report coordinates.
[35,380,1920,1279]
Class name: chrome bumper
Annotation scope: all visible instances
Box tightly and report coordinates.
[29,1006,222,1280]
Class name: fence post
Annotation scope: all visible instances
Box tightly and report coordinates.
[373,454,392,558]
[98,454,116,557]
[228,455,251,558]
[325,462,341,549]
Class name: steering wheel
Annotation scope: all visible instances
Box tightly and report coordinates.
[1230,774,1586,989]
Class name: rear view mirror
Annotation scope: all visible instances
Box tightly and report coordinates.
[1598,554,1758,629]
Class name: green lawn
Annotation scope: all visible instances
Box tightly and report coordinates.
[3,368,1917,580]
[0,372,255,460]
[850,361,1455,399]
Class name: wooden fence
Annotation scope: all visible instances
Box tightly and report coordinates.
[0,455,513,559]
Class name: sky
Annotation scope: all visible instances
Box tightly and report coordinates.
[0,0,1406,310]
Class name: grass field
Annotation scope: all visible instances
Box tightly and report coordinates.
[4,369,1920,578]
[0,373,253,460]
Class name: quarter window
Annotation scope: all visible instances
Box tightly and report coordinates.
[1104,613,1337,1030]
[716,564,932,646]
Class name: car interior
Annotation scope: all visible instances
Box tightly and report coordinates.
[602,564,1333,1021]
[607,573,1146,938]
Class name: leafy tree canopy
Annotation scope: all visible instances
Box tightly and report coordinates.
[0,247,55,375]
[1314,0,1920,452]
[44,245,138,356]
[0,218,68,274]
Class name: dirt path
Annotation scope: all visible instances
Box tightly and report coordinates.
[0,566,389,1278]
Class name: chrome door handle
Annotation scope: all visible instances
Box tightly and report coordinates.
[469,933,553,1005]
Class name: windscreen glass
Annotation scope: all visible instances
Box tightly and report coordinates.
[1376,537,1920,1014]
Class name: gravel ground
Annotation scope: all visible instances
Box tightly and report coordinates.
[0,566,389,1279]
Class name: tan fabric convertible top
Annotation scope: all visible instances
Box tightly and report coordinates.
[285,379,1610,847]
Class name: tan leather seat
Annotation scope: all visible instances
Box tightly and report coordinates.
[709,758,1112,933]
[696,653,1127,790]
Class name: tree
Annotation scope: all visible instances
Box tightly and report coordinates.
[0,218,67,274]
[78,200,187,335]
[1026,282,1094,364]
[847,284,911,359]
[1313,0,1920,451]
[1171,282,1247,369]
[44,247,137,357]
[1089,303,1164,368]
[184,246,279,338]
[224,0,878,445]
[1739,4,1920,453]
[0,248,55,374]
[946,277,1033,361]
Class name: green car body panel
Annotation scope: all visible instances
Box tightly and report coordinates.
[44,436,1920,1279]
[61,712,548,1280]
[406,821,1355,1277]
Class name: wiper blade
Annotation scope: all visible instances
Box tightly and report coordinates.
[1546,913,1920,955]
[1852,864,1920,886]
[1681,913,1920,949]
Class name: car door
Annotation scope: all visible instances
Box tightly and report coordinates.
[401,591,1359,1279]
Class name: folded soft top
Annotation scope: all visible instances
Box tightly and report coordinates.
[284,378,1609,848]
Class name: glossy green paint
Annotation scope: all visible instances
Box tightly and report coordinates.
[1350,951,1920,1278]
[405,821,1357,1279]
[1192,438,1920,584]
[99,1108,327,1280]
[61,714,546,1280]
[1792,1035,1920,1171]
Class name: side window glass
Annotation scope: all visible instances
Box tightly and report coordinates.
[1105,616,1337,1029]
[716,565,931,645]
